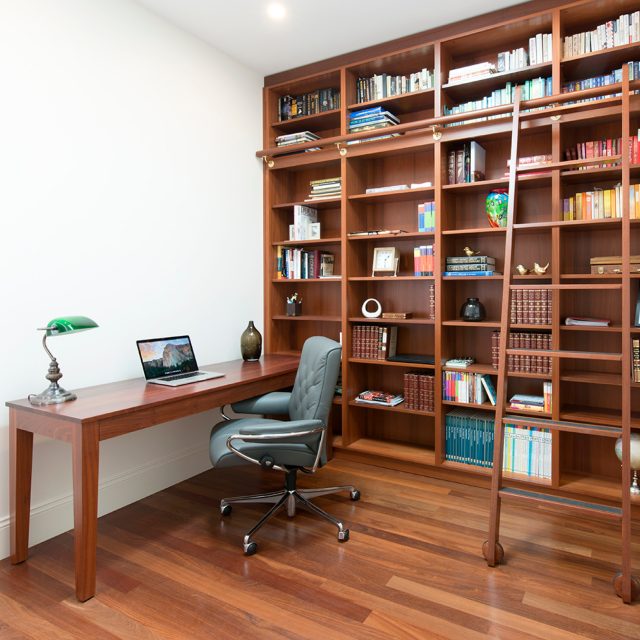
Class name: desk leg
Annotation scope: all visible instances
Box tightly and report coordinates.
[10,409,34,564]
[72,422,100,602]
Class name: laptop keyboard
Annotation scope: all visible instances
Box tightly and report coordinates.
[161,371,204,382]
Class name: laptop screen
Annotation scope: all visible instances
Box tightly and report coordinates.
[136,336,199,380]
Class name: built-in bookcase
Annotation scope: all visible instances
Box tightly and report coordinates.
[261,0,640,511]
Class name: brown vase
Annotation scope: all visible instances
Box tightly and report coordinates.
[240,321,262,361]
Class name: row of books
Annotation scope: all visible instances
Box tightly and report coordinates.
[414,245,435,276]
[491,331,552,374]
[290,205,318,241]
[496,33,553,73]
[562,184,629,221]
[418,201,435,233]
[447,141,486,184]
[442,371,496,406]
[563,135,637,168]
[510,289,552,325]
[505,153,552,176]
[364,181,432,194]
[355,68,434,103]
[634,338,640,383]
[443,255,496,277]
[443,77,553,126]
[355,389,403,407]
[275,131,320,151]
[447,61,496,84]
[275,248,334,280]
[278,88,340,122]
[403,372,434,412]
[563,12,640,58]
[445,410,495,467]
[562,62,640,94]
[306,177,341,202]
[351,325,398,360]
[503,424,551,479]
[509,386,552,413]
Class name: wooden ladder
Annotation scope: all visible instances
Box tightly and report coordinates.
[482,71,639,603]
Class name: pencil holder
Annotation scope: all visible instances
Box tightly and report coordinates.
[286,301,302,316]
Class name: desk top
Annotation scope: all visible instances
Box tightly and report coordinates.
[7,354,299,424]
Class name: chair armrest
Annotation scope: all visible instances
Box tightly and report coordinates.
[231,392,292,416]
[238,419,323,436]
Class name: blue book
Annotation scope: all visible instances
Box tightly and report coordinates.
[442,270,496,277]
[349,106,384,119]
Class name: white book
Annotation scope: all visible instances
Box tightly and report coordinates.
[293,204,317,241]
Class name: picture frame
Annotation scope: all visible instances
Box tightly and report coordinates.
[372,247,399,277]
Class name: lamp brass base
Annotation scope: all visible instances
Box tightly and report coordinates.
[28,383,77,406]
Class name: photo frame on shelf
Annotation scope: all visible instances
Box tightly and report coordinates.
[372,247,399,277]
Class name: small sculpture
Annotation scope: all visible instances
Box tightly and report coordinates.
[533,262,550,275]
[515,264,529,275]
[463,246,480,257]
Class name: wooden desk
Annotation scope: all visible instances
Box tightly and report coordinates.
[7,354,299,602]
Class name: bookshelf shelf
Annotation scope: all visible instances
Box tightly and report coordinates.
[262,0,640,597]
[348,399,435,418]
[273,237,341,247]
[271,278,342,283]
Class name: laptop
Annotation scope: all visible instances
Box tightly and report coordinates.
[136,335,224,387]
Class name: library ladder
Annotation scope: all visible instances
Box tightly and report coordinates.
[482,71,639,603]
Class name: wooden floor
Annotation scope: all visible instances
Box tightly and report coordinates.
[1,459,639,639]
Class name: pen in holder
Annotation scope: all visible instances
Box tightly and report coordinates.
[286,292,302,316]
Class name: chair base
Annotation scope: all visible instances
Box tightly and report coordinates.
[219,469,359,554]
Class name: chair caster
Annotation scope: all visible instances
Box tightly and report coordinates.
[244,541,258,556]
[338,529,350,542]
[482,540,504,566]
[350,489,361,501]
[613,572,640,601]
[220,503,232,516]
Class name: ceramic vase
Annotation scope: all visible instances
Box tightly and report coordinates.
[460,297,486,322]
[486,189,509,228]
[240,321,262,361]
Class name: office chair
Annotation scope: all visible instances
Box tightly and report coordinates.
[209,336,359,555]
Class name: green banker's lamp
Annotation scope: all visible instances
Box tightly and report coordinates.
[28,315,98,406]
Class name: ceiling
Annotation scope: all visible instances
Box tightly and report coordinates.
[134,0,529,77]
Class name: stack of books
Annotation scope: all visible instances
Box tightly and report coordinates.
[414,245,434,276]
[275,131,320,151]
[278,88,340,121]
[355,67,434,102]
[448,62,496,84]
[445,357,475,368]
[510,289,552,325]
[442,371,496,406]
[445,409,495,467]
[348,107,400,144]
[351,325,397,360]
[355,390,404,407]
[404,372,434,412]
[633,338,640,382]
[306,177,341,201]
[447,141,486,183]
[564,316,610,327]
[563,12,640,58]
[562,186,624,221]
[503,424,551,479]
[492,331,552,374]
[509,389,551,413]
[443,255,496,277]
[276,248,334,280]
[505,154,552,175]
[418,201,435,232]
[444,77,552,126]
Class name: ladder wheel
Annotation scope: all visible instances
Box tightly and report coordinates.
[482,540,504,566]
[613,572,640,601]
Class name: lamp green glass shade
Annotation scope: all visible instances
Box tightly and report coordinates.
[29,315,99,406]
[45,315,99,336]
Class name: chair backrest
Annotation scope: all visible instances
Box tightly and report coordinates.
[289,337,341,432]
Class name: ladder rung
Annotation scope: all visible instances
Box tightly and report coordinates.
[502,415,622,438]
[510,284,622,290]
[505,349,622,361]
[499,487,622,519]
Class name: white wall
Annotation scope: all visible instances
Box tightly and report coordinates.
[0,0,264,558]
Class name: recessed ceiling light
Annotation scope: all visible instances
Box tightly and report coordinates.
[266,3,286,20]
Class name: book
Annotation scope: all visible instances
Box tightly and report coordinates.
[564,316,610,326]
[355,390,404,406]
[365,184,409,194]
[292,205,318,241]
[404,372,435,411]
[446,256,495,265]
[445,357,475,368]
[443,270,498,277]
[480,375,497,406]
[389,354,435,364]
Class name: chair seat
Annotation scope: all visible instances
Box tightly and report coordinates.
[210,418,318,469]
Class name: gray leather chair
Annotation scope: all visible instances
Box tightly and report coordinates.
[209,336,359,555]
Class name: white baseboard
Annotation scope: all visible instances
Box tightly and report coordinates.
[0,442,212,560]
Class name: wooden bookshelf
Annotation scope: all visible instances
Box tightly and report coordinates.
[260,0,640,602]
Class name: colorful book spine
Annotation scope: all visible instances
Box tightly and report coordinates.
[503,425,551,479]
[414,245,434,276]
[276,248,333,279]
[442,371,492,405]
[418,201,436,232]
[278,88,340,121]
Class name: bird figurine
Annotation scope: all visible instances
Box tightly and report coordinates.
[463,246,480,257]
[533,262,549,275]
[515,264,529,275]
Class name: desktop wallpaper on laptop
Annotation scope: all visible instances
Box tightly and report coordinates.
[138,337,197,378]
